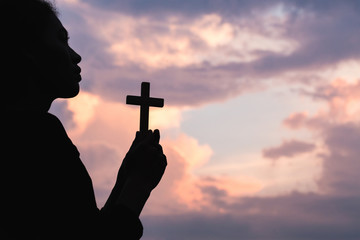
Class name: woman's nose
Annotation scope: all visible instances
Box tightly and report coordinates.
[70,47,82,64]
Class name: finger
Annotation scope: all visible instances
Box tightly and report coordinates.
[133,131,160,157]
[146,129,153,137]
[129,131,143,150]
[134,131,142,142]
[133,136,155,156]
[147,142,164,154]
[142,130,156,145]
[138,130,152,139]
[154,129,160,144]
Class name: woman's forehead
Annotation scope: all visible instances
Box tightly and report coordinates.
[43,13,68,39]
[52,14,65,30]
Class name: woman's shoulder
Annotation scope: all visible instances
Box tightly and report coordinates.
[3,108,79,168]
[3,108,71,148]
[5,107,64,128]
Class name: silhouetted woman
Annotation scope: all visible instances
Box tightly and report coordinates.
[1,1,167,239]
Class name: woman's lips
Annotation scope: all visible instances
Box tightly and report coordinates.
[74,66,82,82]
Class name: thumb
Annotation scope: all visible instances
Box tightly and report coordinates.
[154,129,160,144]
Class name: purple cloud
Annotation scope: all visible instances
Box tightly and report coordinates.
[58,0,360,107]
[319,123,360,196]
[141,122,360,239]
[262,139,316,160]
[52,1,360,239]
[142,194,360,239]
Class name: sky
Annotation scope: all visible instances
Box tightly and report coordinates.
[51,0,360,239]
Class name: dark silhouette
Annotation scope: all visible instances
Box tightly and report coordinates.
[1,1,167,239]
[126,82,164,132]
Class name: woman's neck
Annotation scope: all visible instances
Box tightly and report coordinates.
[9,93,54,113]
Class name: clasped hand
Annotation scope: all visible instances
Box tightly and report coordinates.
[104,129,167,216]
[121,129,167,192]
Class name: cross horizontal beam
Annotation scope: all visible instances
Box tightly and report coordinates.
[126,82,164,132]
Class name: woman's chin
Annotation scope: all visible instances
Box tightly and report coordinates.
[59,83,80,98]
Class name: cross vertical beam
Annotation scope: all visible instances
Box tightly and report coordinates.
[126,82,164,132]
[140,82,150,132]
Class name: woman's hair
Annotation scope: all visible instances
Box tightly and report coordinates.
[1,0,58,99]
[1,0,57,50]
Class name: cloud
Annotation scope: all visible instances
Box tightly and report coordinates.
[262,139,316,160]
[60,0,360,110]
[319,123,360,197]
[49,45,360,240]
[57,0,360,110]
[50,1,360,239]
[283,112,307,129]
[58,0,301,107]
[54,91,219,211]
[142,192,360,240]
[80,0,276,19]
[49,100,76,130]
[53,91,264,214]
[280,78,360,197]
[77,143,121,201]
[293,79,360,128]
[141,109,360,239]
[145,76,360,239]
[142,133,214,214]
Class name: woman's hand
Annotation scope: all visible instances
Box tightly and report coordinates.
[103,130,167,212]
[105,129,167,216]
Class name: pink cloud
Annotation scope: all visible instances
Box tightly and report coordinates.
[142,93,360,238]
[46,52,360,240]
[55,92,264,215]
[283,112,308,129]
[58,92,222,212]
[58,0,303,107]
[51,1,360,238]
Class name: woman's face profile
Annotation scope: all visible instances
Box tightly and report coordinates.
[32,13,82,99]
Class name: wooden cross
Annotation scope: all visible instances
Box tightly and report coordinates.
[126,82,164,132]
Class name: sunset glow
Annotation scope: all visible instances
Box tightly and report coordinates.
[50,0,360,239]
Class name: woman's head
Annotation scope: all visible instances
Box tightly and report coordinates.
[1,0,82,107]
